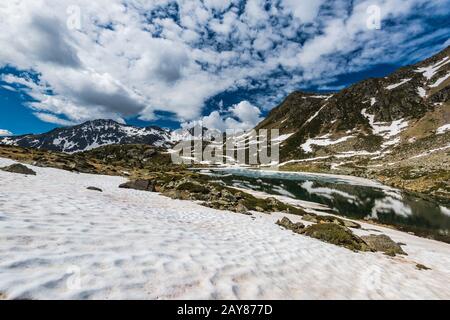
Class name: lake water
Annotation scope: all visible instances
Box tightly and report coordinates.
[202,168,450,243]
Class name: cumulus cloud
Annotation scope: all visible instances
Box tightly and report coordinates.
[30,15,82,68]
[0,0,448,127]
[0,129,13,136]
[185,100,263,132]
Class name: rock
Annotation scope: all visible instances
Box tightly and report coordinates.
[304,214,361,229]
[175,181,209,194]
[119,179,155,192]
[302,223,371,252]
[276,217,305,233]
[341,219,361,229]
[234,192,244,200]
[0,163,36,175]
[235,202,249,214]
[360,234,407,256]
[87,186,103,192]
[220,189,237,202]
[267,197,279,206]
[302,214,318,223]
[215,200,231,206]
[255,206,265,212]
[416,264,431,271]
[72,160,96,173]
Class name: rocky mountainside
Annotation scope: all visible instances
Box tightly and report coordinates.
[170,124,220,142]
[0,119,173,153]
[256,46,450,199]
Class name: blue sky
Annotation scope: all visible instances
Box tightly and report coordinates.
[0,0,449,135]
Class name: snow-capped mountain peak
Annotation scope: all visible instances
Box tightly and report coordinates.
[0,119,173,153]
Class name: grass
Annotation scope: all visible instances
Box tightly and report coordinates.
[302,223,370,252]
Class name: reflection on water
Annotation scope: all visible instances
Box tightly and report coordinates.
[204,168,450,243]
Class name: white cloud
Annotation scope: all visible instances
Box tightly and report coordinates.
[281,0,325,23]
[0,129,13,136]
[0,0,447,127]
[230,101,263,125]
[185,100,263,132]
[1,85,16,92]
[33,113,77,126]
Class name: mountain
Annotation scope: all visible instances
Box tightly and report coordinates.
[256,46,450,198]
[0,119,173,153]
[170,124,221,142]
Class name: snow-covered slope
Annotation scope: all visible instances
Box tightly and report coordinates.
[0,158,449,300]
[0,119,173,153]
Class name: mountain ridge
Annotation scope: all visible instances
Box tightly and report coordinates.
[1,46,449,162]
[0,119,173,153]
[256,45,450,161]
[254,46,449,200]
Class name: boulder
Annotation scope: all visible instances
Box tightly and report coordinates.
[87,186,103,192]
[162,190,191,200]
[302,214,318,223]
[303,214,361,229]
[276,217,305,233]
[320,216,361,229]
[119,179,155,192]
[1,163,36,175]
[342,219,361,229]
[416,264,431,271]
[360,234,407,256]
[235,202,249,214]
[302,223,371,252]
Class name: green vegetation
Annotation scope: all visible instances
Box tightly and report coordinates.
[302,223,370,252]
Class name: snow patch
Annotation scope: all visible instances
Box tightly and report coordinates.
[411,144,450,159]
[272,133,294,143]
[436,124,450,135]
[2,158,450,299]
[385,78,411,90]
[415,57,450,80]
[301,134,353,153]
[361,109,408,139]
[305,104,327,124]
[417,87,427,98]
[430,73,450,88]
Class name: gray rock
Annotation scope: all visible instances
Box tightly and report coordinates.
[342,219,361,229]
[276,217,305,233]
[360,234,407,256]
[119,179,155,192]
[416,264,431,271]
[235,203,249,214]
[302,214,318,223]
[1,163,36,175]
[87,186,103,192]
[220,189,237,202]
[303,223,371,252]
